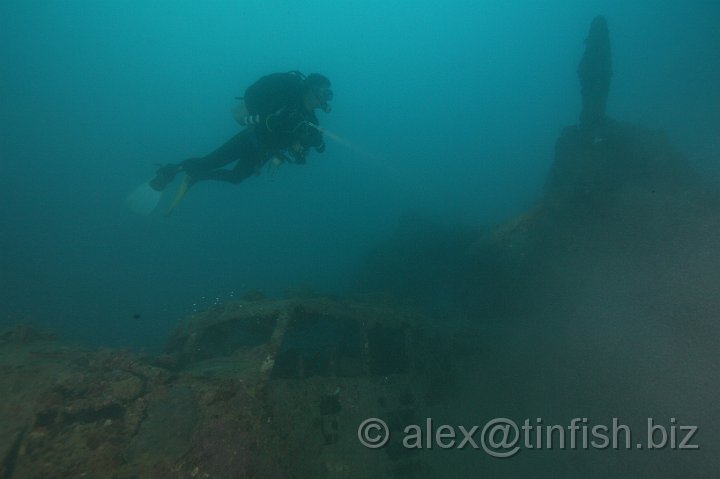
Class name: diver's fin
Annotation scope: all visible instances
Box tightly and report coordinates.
[166,174,192,215]
[125,182,162,216]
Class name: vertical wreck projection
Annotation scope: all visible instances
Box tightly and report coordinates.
[578,15,612,128]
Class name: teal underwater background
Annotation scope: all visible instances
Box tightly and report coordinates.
[1,0,719,352]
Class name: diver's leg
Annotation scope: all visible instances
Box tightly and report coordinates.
[195,156,260,184]
[150,130,252,191]
[184,129,267,185]
[180,130,251,174]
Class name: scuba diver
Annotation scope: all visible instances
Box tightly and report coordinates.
[133,71,333,214]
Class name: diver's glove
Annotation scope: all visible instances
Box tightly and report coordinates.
[289,142,308,164]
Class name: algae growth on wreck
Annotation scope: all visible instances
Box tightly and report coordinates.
[1,1,719,478]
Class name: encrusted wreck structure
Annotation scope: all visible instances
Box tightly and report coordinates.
[1,299,456,478]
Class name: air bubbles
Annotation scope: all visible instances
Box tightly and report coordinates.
[187,288,242,315]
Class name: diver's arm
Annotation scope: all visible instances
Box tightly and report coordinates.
[303,122,325,152]
[287,124,324,164]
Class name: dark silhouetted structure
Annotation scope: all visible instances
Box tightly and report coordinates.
[578,16,612,127]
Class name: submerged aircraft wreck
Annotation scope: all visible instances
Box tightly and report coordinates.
[1,299,453,477]
[1,16,717,478]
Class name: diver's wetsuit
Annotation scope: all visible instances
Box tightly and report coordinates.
[176,107,323,186]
